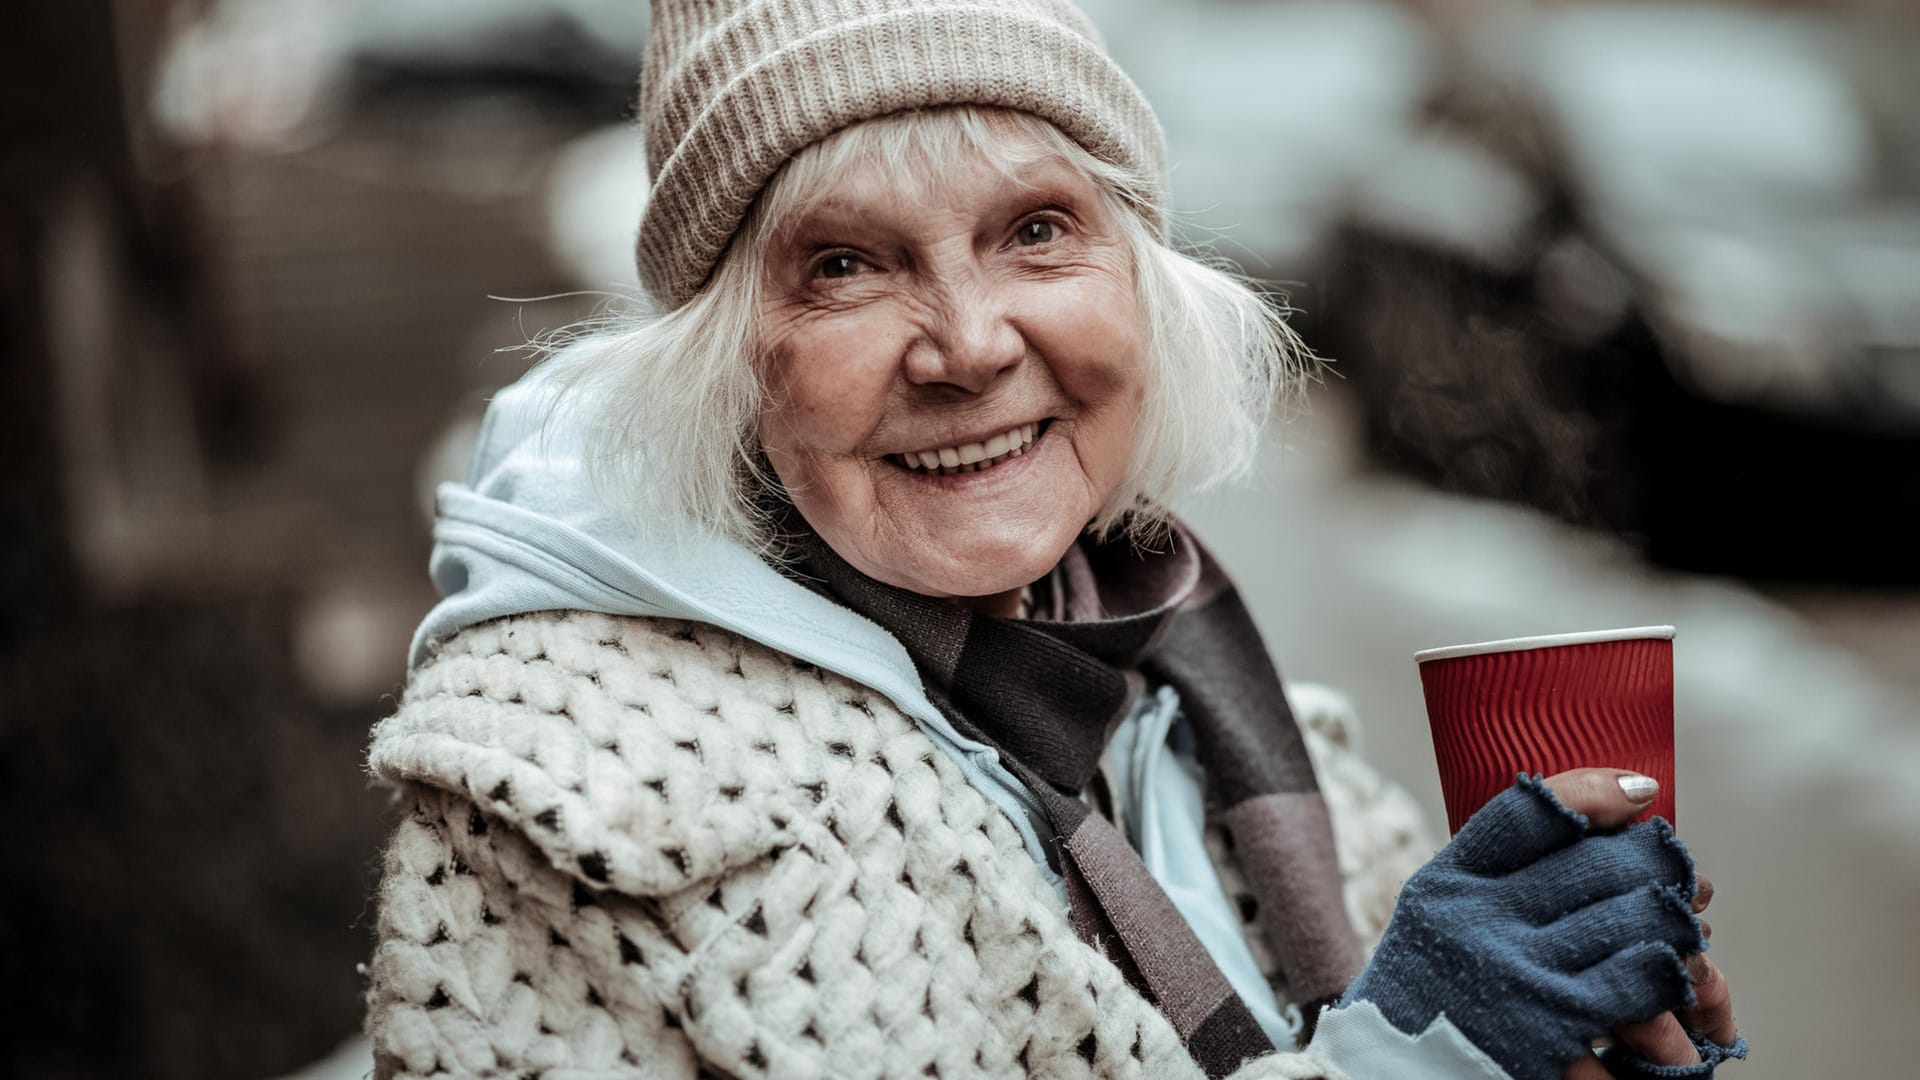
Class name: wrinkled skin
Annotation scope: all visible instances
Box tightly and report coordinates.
[756,142,1146,618]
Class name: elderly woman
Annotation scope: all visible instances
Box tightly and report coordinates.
[364,2,1745,1078]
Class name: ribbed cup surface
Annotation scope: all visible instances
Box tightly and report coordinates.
[1420,637,1675,833]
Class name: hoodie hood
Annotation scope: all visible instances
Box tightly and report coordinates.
[412,352,1058,882]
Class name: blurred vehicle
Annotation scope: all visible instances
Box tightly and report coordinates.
[1315,3,1920,583]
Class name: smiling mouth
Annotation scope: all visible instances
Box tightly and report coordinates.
[889,420,1048,476]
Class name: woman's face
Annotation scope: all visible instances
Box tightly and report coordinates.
[757,141,1147,613]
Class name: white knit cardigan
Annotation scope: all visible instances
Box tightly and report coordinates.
[364,610,1431,1079]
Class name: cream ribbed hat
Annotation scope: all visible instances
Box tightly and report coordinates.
[635,0,1168,306]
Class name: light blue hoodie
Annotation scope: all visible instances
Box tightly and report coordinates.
[410,352,1505,1077]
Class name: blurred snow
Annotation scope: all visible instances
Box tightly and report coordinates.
[1083,0,1432,266]
[1348,132,1543,272]
[151,0,349,150]
[543,124,647,293]
[1530,4,1874,213]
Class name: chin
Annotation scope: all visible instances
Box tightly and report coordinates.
[912,522,1080,600]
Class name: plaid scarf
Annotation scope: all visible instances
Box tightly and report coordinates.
[784,522,1361,1075]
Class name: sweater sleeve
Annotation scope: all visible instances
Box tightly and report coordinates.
[365,777,863,1079]
[366,782,705,1078]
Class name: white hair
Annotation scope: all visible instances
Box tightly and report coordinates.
[543,105,1310,553]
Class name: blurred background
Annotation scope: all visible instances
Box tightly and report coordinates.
[3,1,1915,1077]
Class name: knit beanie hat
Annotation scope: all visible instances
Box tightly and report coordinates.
[635,0,1169,307]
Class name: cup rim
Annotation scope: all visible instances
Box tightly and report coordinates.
[1415,625,1676,663]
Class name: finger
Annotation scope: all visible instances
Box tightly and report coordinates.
[1678,954,1739,1048]
[1448,774,1590,874]
[1578,939,1695,1026]
[1692,875,1714,914]
[1524,823,1696,914]
[1532,883,1701,972]
[1563,1050,1610,1080]
[1699,918,1712,942]
[1544,768,1661,832]
[1613,1013,1701,1066]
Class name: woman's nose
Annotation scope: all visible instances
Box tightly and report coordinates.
[902,282,1025,394]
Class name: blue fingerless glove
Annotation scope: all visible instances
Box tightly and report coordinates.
[1334,774,1708,1080]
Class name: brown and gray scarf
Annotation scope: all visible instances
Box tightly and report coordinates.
[783,521,1361,1076]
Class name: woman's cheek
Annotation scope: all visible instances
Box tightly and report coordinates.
[765,327,863,442]
[1038,286,1146,399]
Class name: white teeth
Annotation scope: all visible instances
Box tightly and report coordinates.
[899,421,1045,474]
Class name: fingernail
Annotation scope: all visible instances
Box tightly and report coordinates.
[1618,774,1659,803]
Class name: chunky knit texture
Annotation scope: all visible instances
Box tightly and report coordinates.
[364,611,1429,1078]
[1339,777,1708,1080]
[635,0,1169,306]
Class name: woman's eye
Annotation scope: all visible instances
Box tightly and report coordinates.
[817,254,863,279]
[1015,219,1058,246]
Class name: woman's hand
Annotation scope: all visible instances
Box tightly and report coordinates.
[1332,768,1711,1080]
[1542,771,1743,1079]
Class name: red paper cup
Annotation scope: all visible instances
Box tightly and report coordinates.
[1417,626,1676,834]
